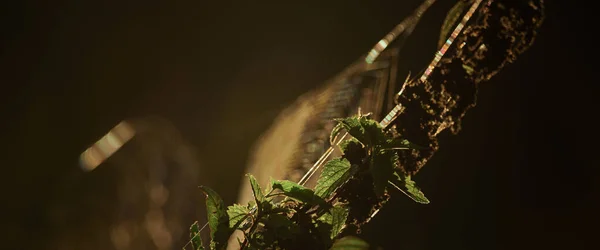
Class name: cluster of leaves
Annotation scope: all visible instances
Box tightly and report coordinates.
[186,115,429,250]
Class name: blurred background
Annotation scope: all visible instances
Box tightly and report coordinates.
[1,0,598,249]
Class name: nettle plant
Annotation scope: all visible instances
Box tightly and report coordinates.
[184,0,544,249]
[189,115,428,250]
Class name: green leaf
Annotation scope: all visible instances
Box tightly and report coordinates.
[359,116,386,147]
[315,158,357,198]
[371,149,398,197]
[330,236,370,250]
[226,204,251,229]
[332,115,387,149]
[335,116,363,135]
[332,117,367,146]
[198,186,230,249]
[271,180,327,205]
[189,221,205,250]
[247,174,265,210]
[389,172,430,204]
[439,0,468,49]
[338,138,360,153]
[317,205,349,239]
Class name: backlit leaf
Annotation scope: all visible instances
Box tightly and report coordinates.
[338,138,361,153]
[247,174,265,211]
[332,115,388,149]
[359,116,386,147]
[199,186,230,249]
[317,205,349,239]
[315,158,357,199]
[189,221,205,250]
[332,117,365,145]
[389,172,430,204]
[271,180,327,205]
[227,204,251,229]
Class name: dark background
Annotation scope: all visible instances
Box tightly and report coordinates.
[1,0,598,249]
